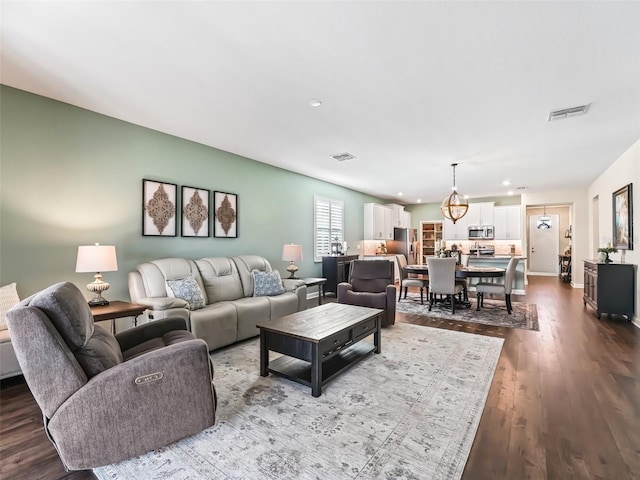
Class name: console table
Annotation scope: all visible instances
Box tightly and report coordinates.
[583,260,635,321]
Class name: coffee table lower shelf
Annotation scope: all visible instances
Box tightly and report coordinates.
[267,341,376,391]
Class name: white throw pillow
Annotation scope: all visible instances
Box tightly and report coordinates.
[0,283,20,330]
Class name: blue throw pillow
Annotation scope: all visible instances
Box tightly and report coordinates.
[166,274,206,310]
[253,270,285,297]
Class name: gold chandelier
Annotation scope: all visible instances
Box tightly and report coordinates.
[440,163,469,224]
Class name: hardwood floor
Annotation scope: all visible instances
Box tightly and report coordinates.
[1,276,638,479]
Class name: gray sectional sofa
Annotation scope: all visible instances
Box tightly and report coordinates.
[128,255,307,351]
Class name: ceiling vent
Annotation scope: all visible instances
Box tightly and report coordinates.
[331,152,356,162]
[548,104,591,121]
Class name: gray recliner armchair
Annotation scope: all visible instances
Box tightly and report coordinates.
[337,260,396,326]
[6,282,216,471]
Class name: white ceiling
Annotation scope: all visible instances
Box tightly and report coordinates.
[2,1,639,204]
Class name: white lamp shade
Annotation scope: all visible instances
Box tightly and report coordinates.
[76,245,118,273]
[282,244,303,262]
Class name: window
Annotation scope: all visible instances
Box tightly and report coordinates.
[314,195,344,262]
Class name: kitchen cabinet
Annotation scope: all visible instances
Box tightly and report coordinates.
[403,210,411,229]
[364,203,392,240]
[494,205,521,239]
[322,255,360,296]
[466,202,494,226]
[385,204,406,228]
[443,216,468,240]
[443,202,494,240]
[420,221,443,262]
[583,260,635,321]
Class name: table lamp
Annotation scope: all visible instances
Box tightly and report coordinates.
[282,244,303,279]
[75,244,118,306]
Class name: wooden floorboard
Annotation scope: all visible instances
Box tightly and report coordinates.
[1,276,638,479]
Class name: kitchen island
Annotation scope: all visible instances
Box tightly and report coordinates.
[467,256,527,294]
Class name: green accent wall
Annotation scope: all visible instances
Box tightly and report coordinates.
[0,86,382,300]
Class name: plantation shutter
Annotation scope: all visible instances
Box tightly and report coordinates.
[314,196,344,262]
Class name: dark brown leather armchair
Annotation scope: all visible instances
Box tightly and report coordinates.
[337,260,396,326]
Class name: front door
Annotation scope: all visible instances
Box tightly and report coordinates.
[529,214,559,274]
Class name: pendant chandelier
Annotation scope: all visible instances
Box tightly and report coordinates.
[440,163,469,224]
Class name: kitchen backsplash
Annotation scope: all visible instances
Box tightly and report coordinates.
[446,240,523,256]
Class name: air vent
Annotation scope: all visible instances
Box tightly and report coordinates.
[548,104,591,121]
[331,152,356,162]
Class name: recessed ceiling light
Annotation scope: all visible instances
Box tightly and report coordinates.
[508,190,514,196]
[502,180,511,186]
[417,199,422,203]
[463,195,469,199]
[398,192,403,196]
[309,99,322,107]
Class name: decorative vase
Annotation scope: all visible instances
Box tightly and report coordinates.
[604,252,612,263]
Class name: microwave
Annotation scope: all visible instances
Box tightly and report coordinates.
[468,225,494,240]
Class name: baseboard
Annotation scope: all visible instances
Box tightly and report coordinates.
[527,272,558,277]
[571,282,584,289]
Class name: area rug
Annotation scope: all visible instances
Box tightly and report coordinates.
[93,323,503,480]
[396,293,539,331]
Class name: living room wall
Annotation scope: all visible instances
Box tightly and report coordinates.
[0,86,382,300]
[587,138,640,324]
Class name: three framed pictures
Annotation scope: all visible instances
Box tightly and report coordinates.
[142,180,237,238]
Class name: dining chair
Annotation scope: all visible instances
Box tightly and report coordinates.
[426,258,464,314]
[475,257,519,314]
[396,254,429,304]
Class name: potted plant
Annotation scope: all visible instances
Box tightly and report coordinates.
[597,246,618,263]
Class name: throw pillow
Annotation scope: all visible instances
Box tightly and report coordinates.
[0,283,20,331]
[166,274,206,310]
[253,270,285,297]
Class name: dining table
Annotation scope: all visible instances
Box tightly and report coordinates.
[404,264,506,308]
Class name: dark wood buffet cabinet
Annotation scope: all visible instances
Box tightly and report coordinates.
[583,260,635,322]
[322,255,359,297]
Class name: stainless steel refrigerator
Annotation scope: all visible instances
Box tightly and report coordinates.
[386,228,418,264]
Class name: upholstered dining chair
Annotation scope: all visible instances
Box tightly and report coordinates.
[427,257,464,314]
[6,281,217,471]
[476,257,520,314]
[337,260,396,326]
[396,254,429,304]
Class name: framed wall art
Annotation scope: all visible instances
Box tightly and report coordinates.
[181,186,210,237]
[613,183,633,250]
[142,179,177,236]
[214,191,238,238]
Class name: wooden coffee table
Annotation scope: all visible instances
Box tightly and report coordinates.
[257,303,383,397]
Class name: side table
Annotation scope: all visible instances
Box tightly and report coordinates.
[90,301,147,334]
[301,277,327,305]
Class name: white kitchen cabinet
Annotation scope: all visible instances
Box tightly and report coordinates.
[466,202,494,226]
[364,203,393,240]
[443,201,494,240]
[443,215,468,240]
[385,204,406,228]
[494,205,521,239]
[403,210,411,229]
